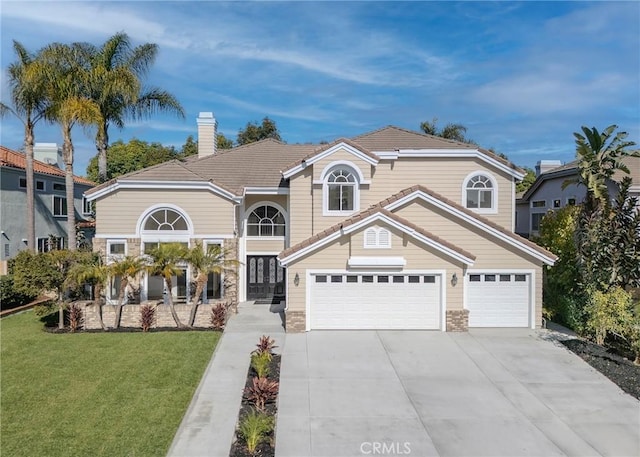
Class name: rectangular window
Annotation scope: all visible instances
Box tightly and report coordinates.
[346,275,358,283]
[553,199,561,208]
[19,177,26,188]
[110,275,122,300]
[424,275,436,283]
[362,275,374,283]
[377,275,389,283]
[315,275,327,283]
[4,244,9,258]
[408,276,420,283]
[207,271,222,300]
[37,238,48,253]
[109,242,126,256]
[531,213,544,231]
[53,196,67,216]
[36,180,45,191]
[393,276,404,283]
[82,197,92,215]
[532,200,546,208]
[484,274,496,282]
[330,275,343,283]
[144,242,159,254]
[469,274,481,282]
[53,183,65,192]
[499,274,511,282]
[567,198,576,206]
[515,274,527,282]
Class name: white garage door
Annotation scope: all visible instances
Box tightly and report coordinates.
[309,273,441,330]
[467,273,531,327]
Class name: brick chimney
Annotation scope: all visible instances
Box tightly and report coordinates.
[197,112,217,158]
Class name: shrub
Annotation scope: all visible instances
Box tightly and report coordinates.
[33,301,58,318]
[251,335,277,360]
[585,287,633,345]
[209,303,227,330]
[244,376,279,412]
[140,304,156,332]
[238,409,273,455]
[67,303,84,332]
[250,352,271,379]
[0,275,37,311]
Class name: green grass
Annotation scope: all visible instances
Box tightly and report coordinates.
[1,311,220,456]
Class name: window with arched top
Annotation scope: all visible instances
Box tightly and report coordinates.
[364,227,391,248]
[143,208,188,231]
[326,167,358,213]
[464,173,496,212]
[247,205,286,237]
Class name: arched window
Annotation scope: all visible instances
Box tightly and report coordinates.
[247,205,286,237]
[364,227,391,248]
[143,208,188,231]
[326,167,357,212]
[464,173,495,211]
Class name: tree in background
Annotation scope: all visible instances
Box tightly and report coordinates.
[420,117,470,143]
[216,132,234,150]
[237,117,281,145]
[88,32,184,183]
[0,41,50,251]
[516,168,536,193]
[180,135,198,157]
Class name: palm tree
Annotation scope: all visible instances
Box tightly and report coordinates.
[186,242,239,327]
[0,41,49,251]
[569,125,639,210]
[146,243,189,328]
[66,253,108,330]
[420,117,469,143]
[87,32,184,183]
[108,255,146,329]
[31,42,102,249]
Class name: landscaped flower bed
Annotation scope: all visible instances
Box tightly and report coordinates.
[230,335,281,457]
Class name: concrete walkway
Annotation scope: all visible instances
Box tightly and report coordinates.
[276,329,640,457]
[168,301,285,457]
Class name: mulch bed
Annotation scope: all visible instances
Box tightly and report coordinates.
[561,339,640,400]
[229,354,281,457]
[43,325,218,334]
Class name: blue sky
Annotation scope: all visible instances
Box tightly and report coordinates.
[1,1,638,177]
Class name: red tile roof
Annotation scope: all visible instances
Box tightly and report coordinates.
[0,146,95,186]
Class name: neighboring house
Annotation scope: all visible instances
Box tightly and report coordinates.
[516,157,640,238]
[0,145,95,272]
[85,112,556,332]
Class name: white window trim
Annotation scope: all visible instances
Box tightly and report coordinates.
[136,203,194,237]
[106,239,127,262]
[531,200,547,208]
[203,239,225,301]
[52,195,67,217]
[363,227,391,249]
[321,161,363,217]
[245,201,288,239]
[461,171,498,215]
[82,197,92,215]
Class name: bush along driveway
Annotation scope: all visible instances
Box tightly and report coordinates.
[275,329,640,457]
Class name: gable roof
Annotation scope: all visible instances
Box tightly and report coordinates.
[0,145,95,186]
[520,160,579,201]
[381,185,557,265]
[278,204,476,266]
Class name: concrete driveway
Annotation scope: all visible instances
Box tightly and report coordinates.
[275,329,640,457]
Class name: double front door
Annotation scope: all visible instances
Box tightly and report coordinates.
[247,255,285,302]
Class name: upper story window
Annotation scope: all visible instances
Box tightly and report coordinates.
[19,178,45,190]
[53,196,67,217]
[325,166,358,214]
[53,183,65,192]
[464,172,496,213]
[247,205,286,237]
[364,227,391,249]
[143,209,188,231]
[532,200,546,208]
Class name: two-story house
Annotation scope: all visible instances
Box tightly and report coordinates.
[85,112,556,332]
[0,145,95,272]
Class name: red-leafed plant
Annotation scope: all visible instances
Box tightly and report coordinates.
[251,335,278,360]
[244,376,279,412]
[210,303,227,330]
[67,303,83,332]
[140,304,156,332]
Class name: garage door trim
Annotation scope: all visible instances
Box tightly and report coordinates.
[305,269,447,331]
[463,269,535,329]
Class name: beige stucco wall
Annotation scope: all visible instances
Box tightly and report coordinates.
[243,194,289,253]
[95,188,236,235]
[288,150,516,245]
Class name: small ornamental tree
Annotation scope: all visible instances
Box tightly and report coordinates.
[146,243,189,328]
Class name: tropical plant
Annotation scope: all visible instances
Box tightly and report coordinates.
[67,303,84,332]
[420,117,471,143]
[146,243,189,327]
[1,41,50,251]
[108,256,146,329]
[30,42,102,249]
[251,352,271,379]
[140,304,156,332]
[238,409,274,455]
[86,32,184,183]
[251,335,278,360]
[210,302,227,330]
[66,252,109,330]
[186,242,238,326]
[244,377,279,413]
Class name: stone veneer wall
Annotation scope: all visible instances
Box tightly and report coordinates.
[83,302,226,329]
[446,309,469,332]
[222,238,239,305]
[285,310,305,333]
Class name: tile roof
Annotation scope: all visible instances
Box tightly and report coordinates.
[281,137,380,174]
[0,145,95,186]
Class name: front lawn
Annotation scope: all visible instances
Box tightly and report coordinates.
[1,311,219,456]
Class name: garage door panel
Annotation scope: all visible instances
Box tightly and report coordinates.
[310,273,441,330]
[467,273,530,327]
